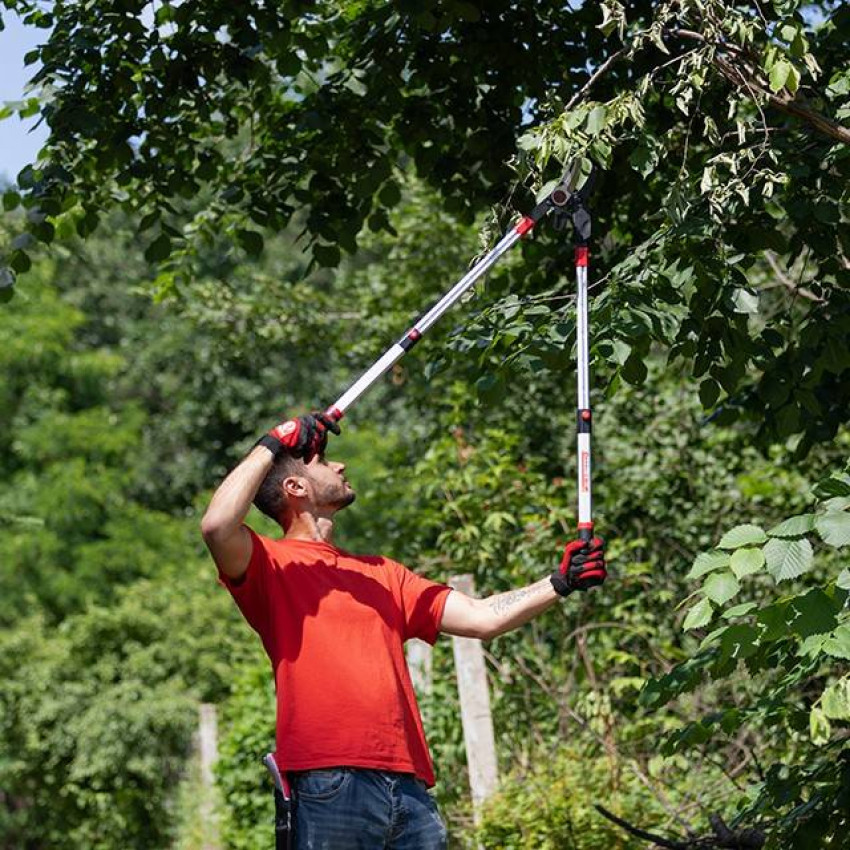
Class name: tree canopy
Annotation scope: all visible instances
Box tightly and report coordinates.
[2,0,849,450]
[1,1,849,848]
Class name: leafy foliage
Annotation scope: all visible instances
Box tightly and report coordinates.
[3,0,849,452]
[1,3,849,848]
[473,744,723,850]
[643,464,850,848]
[0,572,245,849]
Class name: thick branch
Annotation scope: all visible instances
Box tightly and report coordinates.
[595,805,687,849]
[671,29,850,146]
[595,805,766,849]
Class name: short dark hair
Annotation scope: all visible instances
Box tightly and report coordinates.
[253,453,303,526]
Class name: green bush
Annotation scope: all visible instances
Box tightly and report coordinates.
[472,746,676,850]
[215,660,277,850]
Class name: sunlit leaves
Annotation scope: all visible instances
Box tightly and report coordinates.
[729,547,765,578]
[683,596,713,631]
[717,524,767,549]
[703,570,740,605]
[764,536,813,582]
[820,677,850,720]
[815,510,850,548]
[810,706,831,745]
[768,514,815,537]
[687,550,730,580]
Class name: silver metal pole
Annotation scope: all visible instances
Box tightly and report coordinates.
[326,222,534,419]
[575,248,593,541]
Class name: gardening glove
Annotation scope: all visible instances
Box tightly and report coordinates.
[262,412,341,461]
[550,537,606,597]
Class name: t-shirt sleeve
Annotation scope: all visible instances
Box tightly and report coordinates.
[390,560,452,645]
[217,526,274,637]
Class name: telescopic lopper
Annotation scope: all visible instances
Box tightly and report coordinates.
[322,164,597,539]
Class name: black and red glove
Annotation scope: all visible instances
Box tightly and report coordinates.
[259,412,341,461]
[550,537,606,597]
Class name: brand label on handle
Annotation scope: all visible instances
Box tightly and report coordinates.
[580,450,590,491]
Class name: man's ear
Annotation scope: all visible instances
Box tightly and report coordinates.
[283,474,308,500]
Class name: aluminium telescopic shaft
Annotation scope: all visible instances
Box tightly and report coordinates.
[322,177,580,423]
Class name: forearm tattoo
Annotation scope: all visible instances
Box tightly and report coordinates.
[488,579,551,618]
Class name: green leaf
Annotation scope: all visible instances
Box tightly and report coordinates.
[313,244,341,268]
[837,569,850,591]
[144,234,172,264]
[823,498,850,513]
[722,601,758,620]
[821,677,850,720]
[810,706,831,745]
[717,524,767,549]
[768,514,815,538]
[786,64,801,94]
[823,625,850,661]
[585,105,607,135]
[718,624,758,664]
[277,52,302,76]
[687,550,730,580]
[620,352,647,385]
[815,511,850,548]
[9,250,30,273]
[730,547,765,579]
[2,190,20,211]
[378,181,401,207]
[703,571,740,605]
[683,597,713,631]
[769,60,791,92]
[236,229,264,257]
[764,537,813,582]
[788,589,839,639]
[699,378,720,408]
[813,473,850,500]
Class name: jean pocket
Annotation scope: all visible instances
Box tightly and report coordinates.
[295,768,352,801]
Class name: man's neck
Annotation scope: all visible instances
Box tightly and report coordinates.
[284,512,335,544]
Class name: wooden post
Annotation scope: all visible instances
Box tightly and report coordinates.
[406,638,433,696]
[198,703,220,850]
[450,574,499,821]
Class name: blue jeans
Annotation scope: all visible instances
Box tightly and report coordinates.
[293,768,447,850]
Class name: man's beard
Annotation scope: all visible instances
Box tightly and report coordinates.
[335,490,356,509]
[318,484,356,511]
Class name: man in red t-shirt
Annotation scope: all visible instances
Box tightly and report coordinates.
[201,412,606,849]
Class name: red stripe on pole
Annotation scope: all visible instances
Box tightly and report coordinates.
[515,216,535,237]
[575,246,589,266]
[408,328,422,342]
[326,406,344,422]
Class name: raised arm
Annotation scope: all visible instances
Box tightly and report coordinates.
[200,412,339,579]
[201,445,275,580]
[439,538,606,640]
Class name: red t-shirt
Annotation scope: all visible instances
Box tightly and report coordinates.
[219,528,452,786]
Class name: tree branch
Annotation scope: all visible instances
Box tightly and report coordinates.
[565,49,627,111]
[595,805,767,849]
[669,29,850,146]
[764,251,825,303]
[595,805,688,849]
